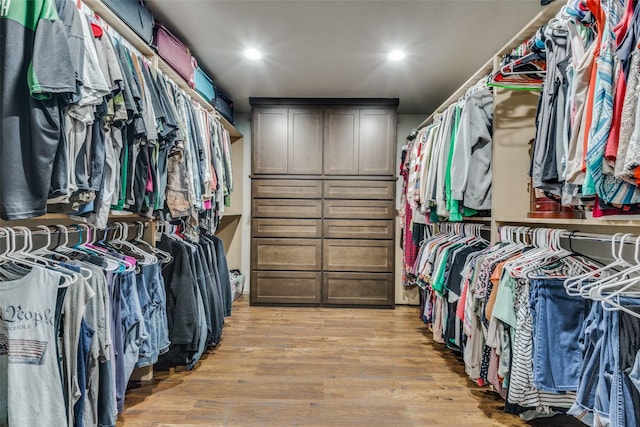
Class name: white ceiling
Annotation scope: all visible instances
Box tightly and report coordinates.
[147,0,544,115]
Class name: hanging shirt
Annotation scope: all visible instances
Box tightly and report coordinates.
[0,0,75,220]
[0,267,69,426]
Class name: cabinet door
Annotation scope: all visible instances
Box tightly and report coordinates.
[252,108,288,174]
[288,108,323,175]
[358,109,396,175]
[323,108,359,175]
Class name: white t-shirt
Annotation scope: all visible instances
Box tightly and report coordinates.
[0,267,68,426]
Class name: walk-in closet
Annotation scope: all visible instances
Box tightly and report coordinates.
[2,0,639,426]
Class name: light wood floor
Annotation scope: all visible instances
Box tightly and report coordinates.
[119,298,583,427]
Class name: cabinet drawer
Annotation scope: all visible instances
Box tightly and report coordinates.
[324,219,393,239]
[252,238,322,271]
[323,239,394,273]
[322,272,394,306]
[251,271,321,304]
[253,199,322,219]
[323,200,394,219]
[323,180,394,200]
[252,179,322,199]
[253,219,322,238]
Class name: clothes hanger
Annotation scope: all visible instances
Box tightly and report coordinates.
[593,236,640,320]
[22,225,94,280]
[0,227,74,288]
[132,221,172,264]
[522,229,598,279]
[95,223,138,272]
[110,222,156,265]
[591,236,640,301]
[57,224,125,272]
[577,233,635,298]
[564,232,627,296]
[32,225,72,262]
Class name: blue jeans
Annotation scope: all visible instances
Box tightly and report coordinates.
[120,271,147,395]
[569,298,640,427]
[137,263,171,367]
[529,278,590,393]
[569,303,605,425]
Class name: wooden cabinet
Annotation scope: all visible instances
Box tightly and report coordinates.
[250,98,398,308]
[289,108,323,175]
[324,108,360,175]
[252,108,288,174]
[252,107,323,175]
[324,108,396,176]
[358,109,396,176]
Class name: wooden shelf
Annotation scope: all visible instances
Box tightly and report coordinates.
[82,0,242,142]
[223,212,242,218]
[155,56,242,142]
[82,0,155,58]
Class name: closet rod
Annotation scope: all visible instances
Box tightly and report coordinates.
[561,230,640,244]
[1,221,149,236]
[433,223,491,231]
[499,226,640,245]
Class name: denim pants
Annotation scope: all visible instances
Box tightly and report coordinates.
[529,278,591,393]
[120,271,147,401]
[569,299,640,427]
[569,303,612,425]
[137,263,170,367]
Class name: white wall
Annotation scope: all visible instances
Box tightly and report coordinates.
[394,114,425,306]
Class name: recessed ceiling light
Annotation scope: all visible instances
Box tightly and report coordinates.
[244,48,262,60]
[388,50,405,61]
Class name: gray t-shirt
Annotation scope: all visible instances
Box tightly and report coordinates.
[0,267,68,426]
[0,0,76,220]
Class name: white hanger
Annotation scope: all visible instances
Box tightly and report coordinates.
[0,227,74,288]
[110,222,157,265]
[591,236,640,302]
[578,233,635,298]
[564,233,626,296]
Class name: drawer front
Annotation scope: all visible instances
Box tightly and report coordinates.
[323,180,394,200]
[322,272,394,306]
[253,199,322,219]
[324,219,394,240]
[323,200,394,220]
[252,238,322,271]
[323,239,394,273]
[252,179,322,199]
[251,271,321,304]
[253,219,322,238]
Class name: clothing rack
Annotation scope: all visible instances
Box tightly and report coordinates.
[498,225,640,245]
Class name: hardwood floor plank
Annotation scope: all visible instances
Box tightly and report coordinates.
[119,298,584,427]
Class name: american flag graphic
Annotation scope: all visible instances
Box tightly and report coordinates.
[0,334,48,365]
